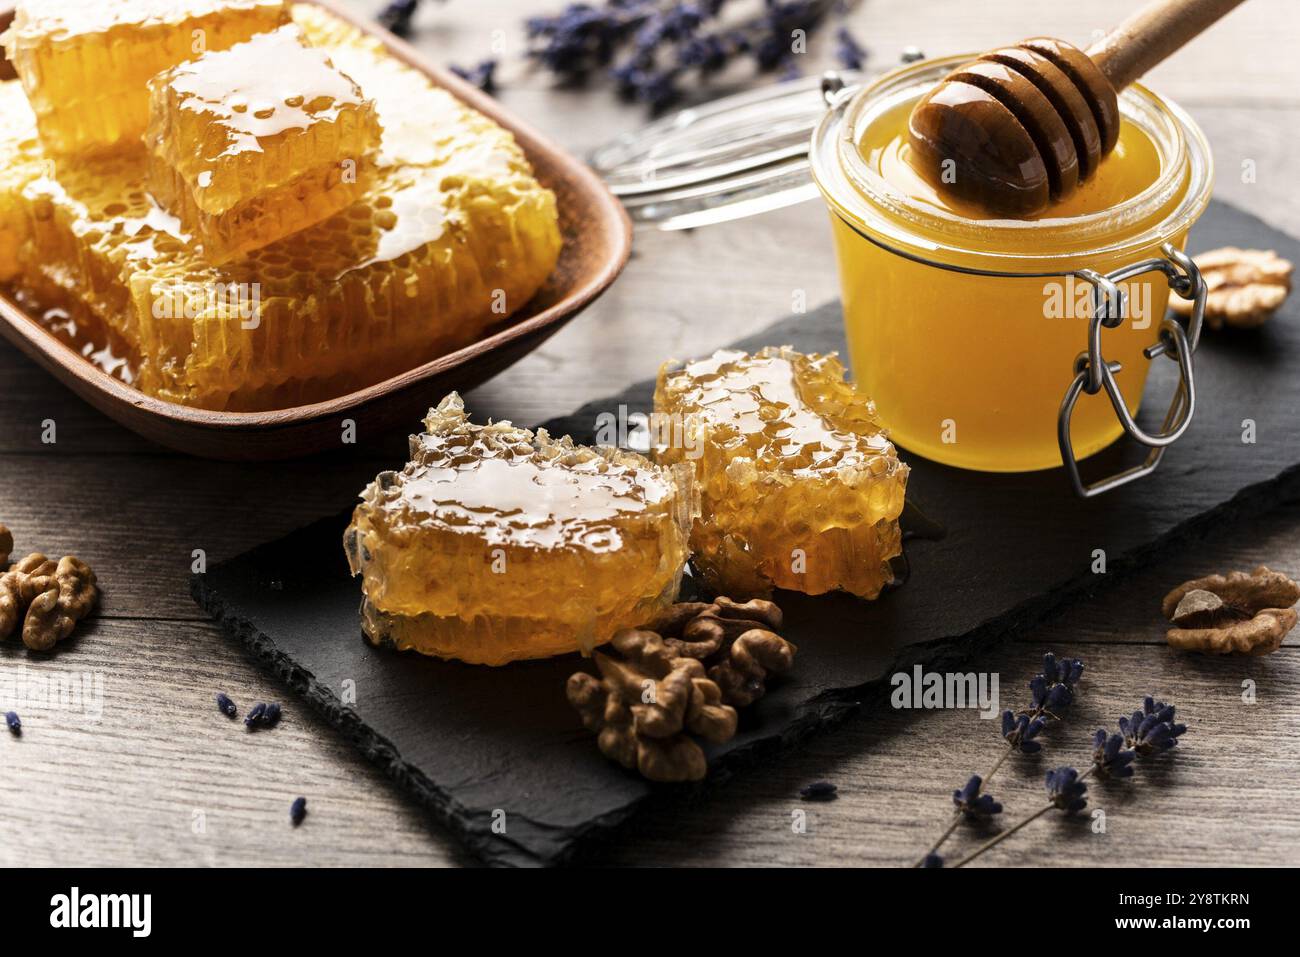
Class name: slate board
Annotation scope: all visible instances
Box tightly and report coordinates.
[193,199,1300,867]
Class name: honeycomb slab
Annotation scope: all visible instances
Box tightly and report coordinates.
[344,394,697,666]
[145,25,382,261]
[0,0,290,156]
[0,5,563,411]
[655,347,909,599]
[0,81,43,282]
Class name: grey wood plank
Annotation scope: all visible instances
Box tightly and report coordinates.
[599,641,1300,867]
[0,620,467,866]
[0,455,398,620]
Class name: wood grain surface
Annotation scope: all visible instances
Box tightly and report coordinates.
[1,0,1297,867]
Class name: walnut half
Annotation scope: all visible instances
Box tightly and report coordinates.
[0,523,12,568]
[1162,566,1300,656]
[1168,247,1292,330]
[647,597,797,708]
[0,552,98,651]
[566,634,738,783]
[566,598,798,781]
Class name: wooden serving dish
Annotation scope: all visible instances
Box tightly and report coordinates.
[0,0,632,460]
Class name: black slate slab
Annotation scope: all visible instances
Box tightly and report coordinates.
[193,200,1300,867]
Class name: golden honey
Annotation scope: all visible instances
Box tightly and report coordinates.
[345,393,696,666]
[810,57,1213,472]
[655,347,907,600]
[145,25,382,261]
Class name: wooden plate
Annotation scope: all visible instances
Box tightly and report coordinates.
[0,0,632,459]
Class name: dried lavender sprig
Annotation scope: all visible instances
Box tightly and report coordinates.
[913,652,1082,865]
[376,0,452,39]
[450,58,499,93]
[530,0,841,111]
[1119,696,1187,756]
[952,766,1088,868]
[953,775,1002,820]
[244,702,266,727]
[834,24,865,70]
[244,702,281,730]
[991,653,1083,775]
[1091,729,1136,780]
[912,772,1003,867]
[954,696,1188,867]
[799,780,837,801]
[376,0,420,38]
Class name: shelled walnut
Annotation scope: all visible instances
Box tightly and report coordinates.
[1168,247,1292,330]
[646,597,796,708]
[566,598,797,782]
[0,549,98,651]
[1162,566,1300,656]
[0,524,12,567]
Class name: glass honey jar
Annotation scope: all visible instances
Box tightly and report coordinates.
[591,59,1212,495]
[808,57,1213,484]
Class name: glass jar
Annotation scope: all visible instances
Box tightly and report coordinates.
[808,56,1213,474]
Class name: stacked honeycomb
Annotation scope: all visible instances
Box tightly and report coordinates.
[345,394,697,666]
[145,25,382,262]
[1,0,290,155]
[0,3,563,411]
[655,347,909,599]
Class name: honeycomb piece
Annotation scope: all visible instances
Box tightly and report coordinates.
[0,0,289,156]
[655,347,909,600]
[344,394,697,666]
[145,25,382,261]
[0,81,44,282]
[0,7,562,411]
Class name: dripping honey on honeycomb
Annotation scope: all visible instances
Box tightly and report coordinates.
[1,0,291,156]
[145,25,382,262]
[0,3,563,412]
[344,394,697,666]
[655,347,908,600]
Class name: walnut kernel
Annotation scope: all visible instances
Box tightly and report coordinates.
[1168,247,1292,330]
[1162,566,1299,656]
[0,523,12,567]
[566,597,797,781]
[0,553,97,650]
[23,556,98,651]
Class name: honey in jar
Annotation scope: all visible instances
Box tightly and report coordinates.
[810,56,1213,473]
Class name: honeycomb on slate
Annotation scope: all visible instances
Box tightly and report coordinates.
[655,347,909,600]
[344,393,698,666]
[0,0,290,156]
[0,4,563,412]
[145,24,382,262]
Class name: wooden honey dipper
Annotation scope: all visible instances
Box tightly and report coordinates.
[907,0,1246,217]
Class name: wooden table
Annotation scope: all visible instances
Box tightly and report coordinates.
[1,0,1297,867]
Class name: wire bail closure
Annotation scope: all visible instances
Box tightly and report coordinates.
[1057,243,1207,498]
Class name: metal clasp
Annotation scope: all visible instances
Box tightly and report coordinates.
[1057,243,1207,498]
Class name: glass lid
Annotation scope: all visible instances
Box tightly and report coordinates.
[589,71,865,231]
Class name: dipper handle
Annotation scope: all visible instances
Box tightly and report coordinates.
[1087,0,1247,91]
